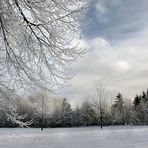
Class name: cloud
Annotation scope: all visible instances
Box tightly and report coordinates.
[95,1,106,15]
[113,61,131,73]
[82,0,148,40]
[90,37,110,50]
[60,0,148,107]
[62,29,148,107]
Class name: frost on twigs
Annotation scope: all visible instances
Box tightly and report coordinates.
[0,0,88,92]
[6,105,33,128]
[0,0,88,127]
[0,91,33,127]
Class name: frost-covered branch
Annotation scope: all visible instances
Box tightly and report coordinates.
[0,0,88,127]
[6,105,33,127]
[0,0,88,93]
[0,91,33,127]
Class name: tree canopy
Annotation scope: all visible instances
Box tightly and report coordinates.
[0,0,88,94]
[0,0,88,126]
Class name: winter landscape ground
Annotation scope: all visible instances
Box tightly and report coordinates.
[0,126,148,148]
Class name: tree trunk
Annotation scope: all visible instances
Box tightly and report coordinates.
[41,115,43,131]
[100,114,103,129]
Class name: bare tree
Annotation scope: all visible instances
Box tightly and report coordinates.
[29,91,55,130]
[91,85,107,129]
[0,0,88,125]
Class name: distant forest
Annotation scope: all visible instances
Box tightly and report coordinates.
[0,90,148,129]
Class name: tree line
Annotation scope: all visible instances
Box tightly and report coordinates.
[0,90,148,129]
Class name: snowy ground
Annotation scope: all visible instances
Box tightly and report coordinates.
[0,126,148,148]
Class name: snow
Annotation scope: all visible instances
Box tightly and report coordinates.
[0,126,148,148]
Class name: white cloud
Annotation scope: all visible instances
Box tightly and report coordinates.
[91,37,110,49]
[113,60,131,73]
[62,28,148,106]
[95,1,106,15]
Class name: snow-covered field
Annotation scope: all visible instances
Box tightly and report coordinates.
[0,126,148,148]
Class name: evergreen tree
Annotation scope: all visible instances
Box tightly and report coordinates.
[61,98,73,127]
[113,93,125,124]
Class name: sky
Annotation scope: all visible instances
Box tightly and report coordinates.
[60,0,148,107]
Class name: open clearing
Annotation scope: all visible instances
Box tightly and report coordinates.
[0,126,148,148]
